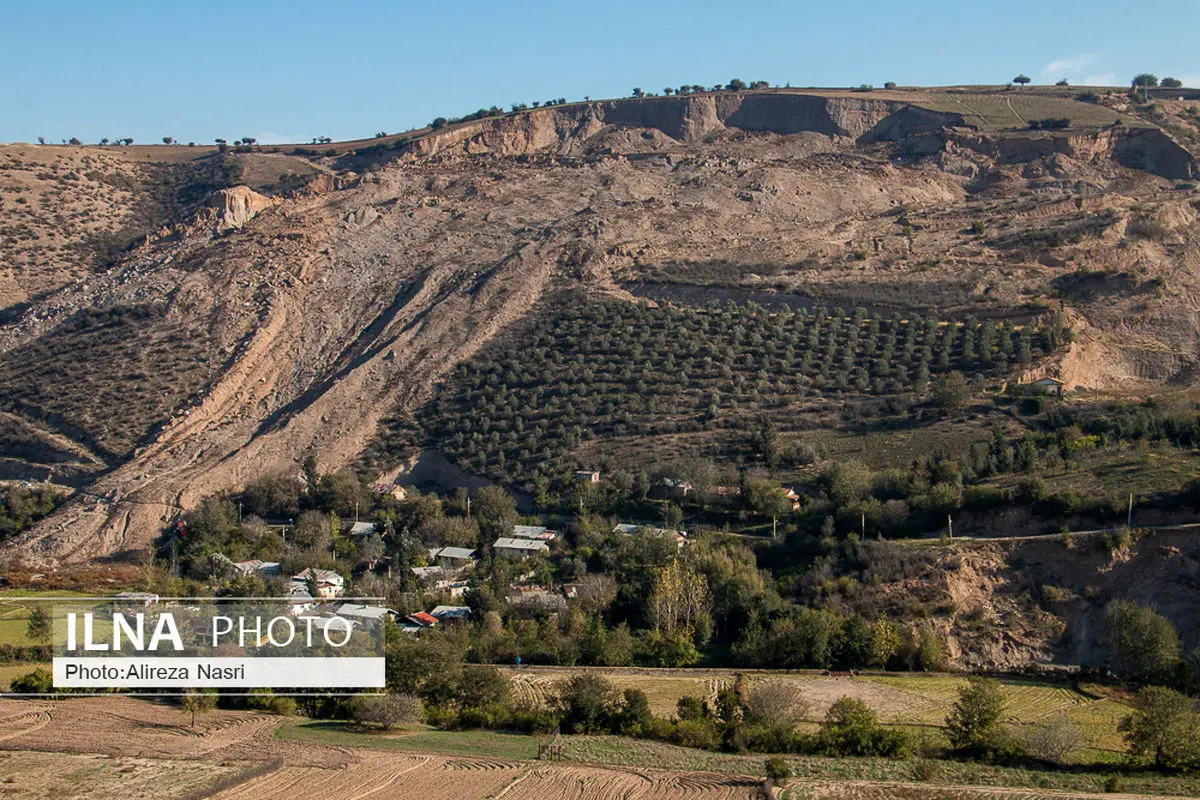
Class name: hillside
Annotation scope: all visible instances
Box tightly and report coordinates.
[0,84,1198,591]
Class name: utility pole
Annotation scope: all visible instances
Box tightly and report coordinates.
[947,514,953,541]
[1127,493,1134,528]
[861,511,866,538]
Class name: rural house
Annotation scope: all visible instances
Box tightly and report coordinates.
[430,605,472,622]
[1031,376,1066,397]
[573,470,600,483]
[291,568,344,599]
[347,521,377,537]
[431,546,477,569]
[334,603,397,629]
[509,524,560,542]
[232,559,281,578]
[613,523,688,547]
[493,537,550,559]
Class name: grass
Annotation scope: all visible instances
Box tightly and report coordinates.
[276,721,541,760]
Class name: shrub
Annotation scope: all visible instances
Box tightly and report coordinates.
[764,756,791,787]
[555,674,619,734]
[9,668,52,694]
[1105,600,1181,682]
[817,697,909,757]
[1104,774,1124,793]
[672,718,717,749]
[1022,715,1085,763]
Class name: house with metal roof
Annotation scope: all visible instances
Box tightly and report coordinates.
[493,537,550,558]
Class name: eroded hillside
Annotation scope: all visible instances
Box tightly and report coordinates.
[0,87,1198,576]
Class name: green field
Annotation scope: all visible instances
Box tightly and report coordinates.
[276,722,541,760]
[0,593,109,648]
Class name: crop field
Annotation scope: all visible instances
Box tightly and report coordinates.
[427,298,1056,487]
[0,750,241,800]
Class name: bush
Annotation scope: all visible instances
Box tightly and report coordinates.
[1104,774,1124,793]
[817,697,909,757]
[9,668,52,694]
[1022,715,1085,763]
[353,694,422,730]
[555,674,619,734]
[1119,685,1200,771]
[672,718,717,749]
[764,756,791,787]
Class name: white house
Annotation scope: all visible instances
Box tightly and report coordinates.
[347,521,377,537]
[286,584,316,616]
[291,568,345,599]
[493,537,550,559]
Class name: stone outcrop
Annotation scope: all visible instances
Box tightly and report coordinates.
[404,93,965,159]
[204,185,279,233]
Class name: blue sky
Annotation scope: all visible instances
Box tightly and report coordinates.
[3,0,1197,144]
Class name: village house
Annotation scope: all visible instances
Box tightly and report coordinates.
[113,591,159,607]
[509,524,561,542]
[346,521,378,537]
[493,537,551,559]
[334,603,397,629]
[406,611,438,629]
[430,605,472,623]
[285,584,316,616]
[573,470,600,483]
[506,585,566,615]
[291,568,344,599]
[232,559,281,578]
[1031,376,1066,397]
[370,481,408,501]
[655,477,694,498]
[430,546,477,569]
[613,523,688,547]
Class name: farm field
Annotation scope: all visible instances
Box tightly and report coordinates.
[0,662,49,690]
[0,750,240,800]
[0,593,110,647]
[503,668,1128,763]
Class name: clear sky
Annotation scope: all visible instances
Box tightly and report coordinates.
[3,0,1198,145]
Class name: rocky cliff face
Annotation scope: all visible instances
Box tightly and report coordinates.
[406,93,965,160]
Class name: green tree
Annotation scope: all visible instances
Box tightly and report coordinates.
[1013,74,1031,86]
[473,485,518,538]
[931,371,971,413]
[1161,77,1183,89]
[1131,73,1159,88]
[756,415,780,474]
[180,690,217,729]
[1120,686,1200,771]
[556,674,618,733]
[1105,600,1181,682]
[946,677,1006,754]
[26,606,51,648]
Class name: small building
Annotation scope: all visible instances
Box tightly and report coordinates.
[334,603,397,628]
[113,592,159,607]
[782,488,802,511]
[573,470,600,483]
[306,615,357,638]
[347,521,378,537]
[370,481,408,501]
[406,611,438,629]
[285,584,316,616]
[655,477,693,498]
[431,546,477,569]
[291,568,345,599]
[411,565,451,584]
[509,525,560,542]
[1031,377,1065,397]
[505,586,566,615]
[232,559,281,578]
[493,537,551,559]
[613,523,687,547]
[430,605,472,622]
